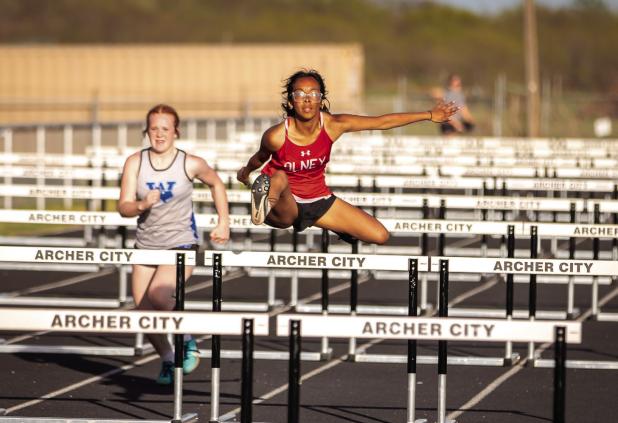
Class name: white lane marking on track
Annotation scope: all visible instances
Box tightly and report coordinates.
[2,267,116,297]
[447,284,618,421]
[5,353,160,414]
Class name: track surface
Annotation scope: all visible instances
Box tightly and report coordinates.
[2,230,618,423]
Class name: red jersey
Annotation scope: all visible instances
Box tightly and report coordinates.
[262,115,333,200]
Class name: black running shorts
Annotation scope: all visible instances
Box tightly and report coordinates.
[292,195,337,232]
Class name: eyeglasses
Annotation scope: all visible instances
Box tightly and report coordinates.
[291,90,323,102]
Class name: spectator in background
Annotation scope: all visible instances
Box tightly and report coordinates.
[440,73,475,135]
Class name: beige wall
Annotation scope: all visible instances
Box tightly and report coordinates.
[0,44,364,124]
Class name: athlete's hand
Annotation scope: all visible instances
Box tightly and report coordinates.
[139,189,160,211]
[237,166,251,187]
[430,100,460,123]
[210,221,230,245]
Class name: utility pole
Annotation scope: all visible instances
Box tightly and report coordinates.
[524,0,541,137]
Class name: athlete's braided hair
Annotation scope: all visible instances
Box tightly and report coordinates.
[281,69,330,118]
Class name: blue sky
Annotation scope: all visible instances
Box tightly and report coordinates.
[435,0,618,14]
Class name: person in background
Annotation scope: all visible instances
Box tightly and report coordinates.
[440,73,475,136]
[237,69,458,245]
[118,104,230,384]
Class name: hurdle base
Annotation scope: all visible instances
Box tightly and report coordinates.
[0,414,197,423]
[185,300,272,312]
[597,312,618,322]
[502,353,521,366]
[320,347,333,361]
[533,358,618,370]
[355,353,508,367]
[0,344,139,356]
[199,349,325,361]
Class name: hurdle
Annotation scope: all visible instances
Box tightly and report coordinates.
[346,255,615,369]
[203,250,429,361]
[432,256,618,370]
[588,199,618,322]
[1,307,266,423]
[0,246,196,356]
[0,211,281,313]
[277,312,581,423]
[0,306,268,423]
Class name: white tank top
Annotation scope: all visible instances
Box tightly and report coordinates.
[135,148,198,249]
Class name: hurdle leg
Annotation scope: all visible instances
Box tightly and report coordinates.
[320,229,331,360]
[290,230,300,308]
[504,226,516,365]
[267,270,277,307]
[240,319,254,423]
[172,253,197,423]
[288,320,301,423]
[420,274,429,313]
[591,276,599,318]
[591,206,600,319]
[348,241,359,361]
[290,270,299,308]
[527,316,536,361]
[566,276,575,319]
[173,333,185,422]
[266,230,278,308]
[553,327,567,423]
[407,259,427,423]
[211,253,223,423]
[118,265,128,306]
[436,260,455,423]
[210,363,220,422]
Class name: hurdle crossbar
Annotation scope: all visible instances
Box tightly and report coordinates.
[202,250,429,272]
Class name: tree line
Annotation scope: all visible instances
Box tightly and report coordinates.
[0,0,616,95]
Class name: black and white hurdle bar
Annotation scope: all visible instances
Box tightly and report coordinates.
[0,311,268,420]
[0,247,196,356]
[277,313,581,423]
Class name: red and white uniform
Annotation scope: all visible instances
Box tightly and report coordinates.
[262,114,333,201]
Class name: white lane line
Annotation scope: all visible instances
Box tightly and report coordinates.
[447,285,618,421]
[5,353,160,414]
[2,267,117,297]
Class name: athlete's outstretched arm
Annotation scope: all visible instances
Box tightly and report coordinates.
[189,155,230,244]
[327,101,459,137]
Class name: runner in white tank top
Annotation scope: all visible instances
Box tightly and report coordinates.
[118,104,230,384]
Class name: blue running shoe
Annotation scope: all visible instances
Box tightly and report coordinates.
[250,174,271,225]
[183,338,200,375]
[156,360,174,385]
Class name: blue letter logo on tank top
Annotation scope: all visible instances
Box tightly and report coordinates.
[146,181,176,203]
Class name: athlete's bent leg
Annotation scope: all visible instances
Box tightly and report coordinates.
[263,170,299,228]
[315,198,389,245]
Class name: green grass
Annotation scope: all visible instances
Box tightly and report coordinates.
[0,222,80,236]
